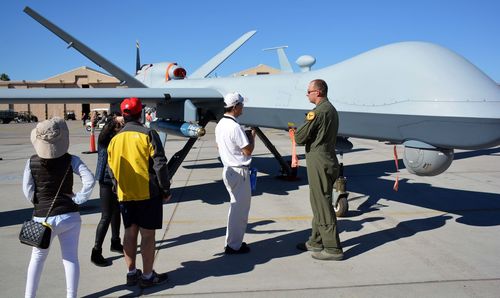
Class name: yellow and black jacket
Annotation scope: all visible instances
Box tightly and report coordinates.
[107,121,170,202]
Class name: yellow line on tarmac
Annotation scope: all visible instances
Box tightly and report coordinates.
[250,216,312,222]
[155,215,313,225]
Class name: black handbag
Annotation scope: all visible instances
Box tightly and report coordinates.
[19,165,71,249]
[19,220,52,249]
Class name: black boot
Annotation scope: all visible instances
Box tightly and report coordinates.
[91,248,111,267]
[110,239,123,253]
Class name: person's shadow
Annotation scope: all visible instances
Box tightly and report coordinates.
[82,224,308,297]
[82,215,396,297]
[342,146,500,226]
[155,219,291,251]
[342,214,453,258]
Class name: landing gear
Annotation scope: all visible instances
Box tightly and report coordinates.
[333,155,349,217]
[253,127,298,180]
[255,127,350,216]
[333,175,349,217]
[166,113,213,180]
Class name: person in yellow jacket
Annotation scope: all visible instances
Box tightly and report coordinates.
[294,79,344,261]
[107,97,171,288]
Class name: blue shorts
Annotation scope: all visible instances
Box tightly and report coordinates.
[120,197,163,230]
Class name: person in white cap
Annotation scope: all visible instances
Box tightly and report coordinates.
[22,117,95,298]
[215,92,256,254]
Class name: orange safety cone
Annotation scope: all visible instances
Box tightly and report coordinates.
[89,129,97,152]
[82,116,98,154]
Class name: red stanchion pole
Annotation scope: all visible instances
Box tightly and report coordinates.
[288,128,299,168]
[89,126,96,152]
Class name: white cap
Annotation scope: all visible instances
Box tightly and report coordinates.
[224,92,244,108]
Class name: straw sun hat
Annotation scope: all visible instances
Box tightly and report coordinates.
[30,117,69,159]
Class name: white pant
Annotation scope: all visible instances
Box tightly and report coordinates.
[25,212,81,298]
[223,166,251,250]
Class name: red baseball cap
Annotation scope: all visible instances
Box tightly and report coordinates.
[120,97,143,116]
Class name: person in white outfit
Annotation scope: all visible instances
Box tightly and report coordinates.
[215,92,256,254]
[22,117,95,298]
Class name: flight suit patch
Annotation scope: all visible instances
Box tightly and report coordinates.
[306,111,316,121]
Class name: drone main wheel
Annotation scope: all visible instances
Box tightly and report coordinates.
[334,194,348,217]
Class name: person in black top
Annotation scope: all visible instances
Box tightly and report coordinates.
[23,117,95,298]
[91,114,124,266]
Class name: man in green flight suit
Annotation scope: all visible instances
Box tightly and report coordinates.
[294,79,344,261]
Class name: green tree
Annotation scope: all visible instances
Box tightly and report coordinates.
[0,73,10,81]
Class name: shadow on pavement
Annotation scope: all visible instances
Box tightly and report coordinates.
[83,227,310,297]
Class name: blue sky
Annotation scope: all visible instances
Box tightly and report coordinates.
[1,0,499,82]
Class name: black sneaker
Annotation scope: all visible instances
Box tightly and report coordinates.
[91,248,111,267]
[139,271,169,288]
[224,242,250,254]
[126,269,143,286]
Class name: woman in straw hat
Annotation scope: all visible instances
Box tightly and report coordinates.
[22,117,95,298]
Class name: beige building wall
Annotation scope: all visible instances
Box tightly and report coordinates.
[1,64,281,122]
[232,64,281,76]
[0,66,120,121]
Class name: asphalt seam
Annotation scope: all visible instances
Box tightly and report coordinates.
[154,138,205,262]
[154,277,500,296]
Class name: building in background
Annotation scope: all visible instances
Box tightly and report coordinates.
[0,66,121,122]
[232,64,280,77]
[0,64,280,122]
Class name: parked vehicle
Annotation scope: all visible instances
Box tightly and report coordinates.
[0,110,17,124]
[65,110,76,120]
[15,111,38,123]
[85,119,106,131]
[85,108,109,132]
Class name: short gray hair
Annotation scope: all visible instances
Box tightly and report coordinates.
[310,79,328,97]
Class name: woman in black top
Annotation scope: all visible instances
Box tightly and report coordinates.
[24,117,95,297]
[91,114,124,266]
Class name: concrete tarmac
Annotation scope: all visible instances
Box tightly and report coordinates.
[1,120,500,297]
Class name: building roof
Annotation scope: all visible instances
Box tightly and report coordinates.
[232,64,281,77]
[40,66,119,84]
